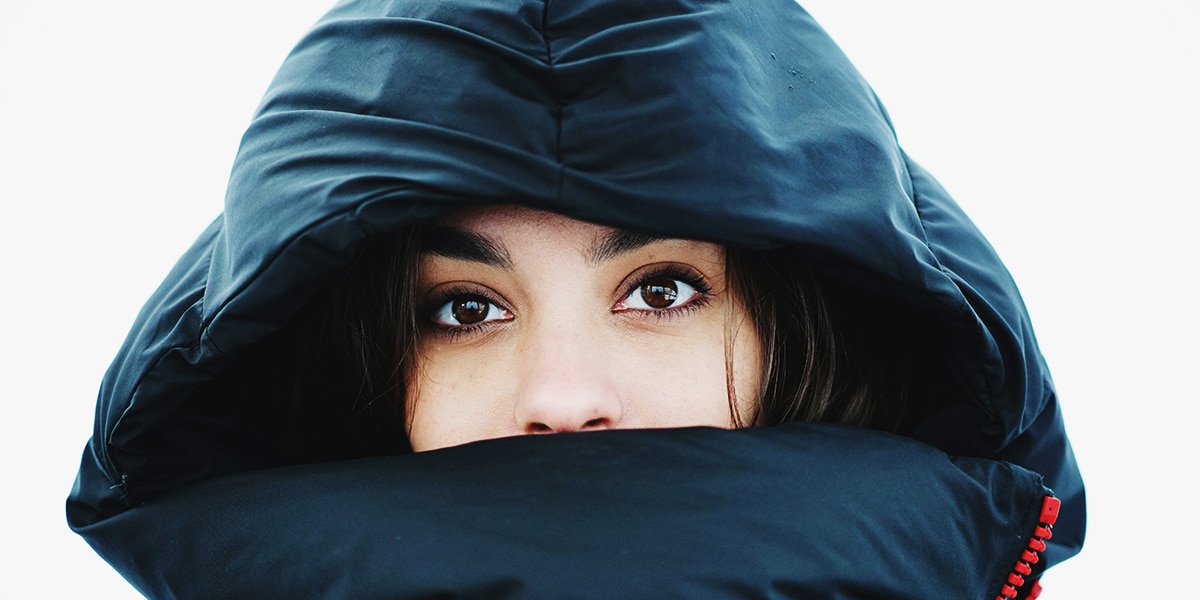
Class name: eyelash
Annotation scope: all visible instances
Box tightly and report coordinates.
[420,265,716,341]
[616,264,714,321]
[421,284,511,342]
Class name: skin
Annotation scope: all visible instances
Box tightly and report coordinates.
[406,205,763,452]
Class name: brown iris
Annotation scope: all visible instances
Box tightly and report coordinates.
[451,297,490,325]
[640,278,679,309]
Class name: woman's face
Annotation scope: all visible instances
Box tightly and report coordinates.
[406,205,762,452]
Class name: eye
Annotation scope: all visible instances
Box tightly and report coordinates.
[619,276,702,311]
[432,295,512,327]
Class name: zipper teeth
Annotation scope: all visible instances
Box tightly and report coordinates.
[994,495,1061,600]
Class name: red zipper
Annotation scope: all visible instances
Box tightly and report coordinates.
[995,495,1060,600]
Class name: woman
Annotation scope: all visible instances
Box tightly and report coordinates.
[331,204,915,453]
[67,0,1085,598]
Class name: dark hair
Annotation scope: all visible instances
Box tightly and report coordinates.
[322,224,922,441]
[725,247,916,431]
[324,227,422,433]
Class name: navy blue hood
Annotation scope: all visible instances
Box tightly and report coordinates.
[68,0,1084,597]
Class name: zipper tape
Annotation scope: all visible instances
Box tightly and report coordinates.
[995,495,1060,600]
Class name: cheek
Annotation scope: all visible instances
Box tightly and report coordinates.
[405,346,515,452]
[614,320,739,428]
[619,303,763,428]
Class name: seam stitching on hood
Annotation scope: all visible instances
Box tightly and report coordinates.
[540,0,566,202]
[109,207,358,497]
[907,158,1002,441]
[107,335,204,500]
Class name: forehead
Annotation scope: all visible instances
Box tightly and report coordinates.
[427,204,723,269]
[434,205,609,240]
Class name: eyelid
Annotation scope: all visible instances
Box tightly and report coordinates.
[421,282,511,310]
[420,283,513,337]
[613,263,714,314]
[431,296,511,327]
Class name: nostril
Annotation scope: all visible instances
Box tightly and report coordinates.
[525,419,609,434]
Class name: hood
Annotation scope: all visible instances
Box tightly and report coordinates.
[69,0,1084,596]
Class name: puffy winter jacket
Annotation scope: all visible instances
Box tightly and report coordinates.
[68,0,1085,597]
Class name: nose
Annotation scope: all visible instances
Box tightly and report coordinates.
[513,322,624,435]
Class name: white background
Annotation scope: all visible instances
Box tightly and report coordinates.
[1,1,1195,596]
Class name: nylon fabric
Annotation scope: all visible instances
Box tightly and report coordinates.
[68,0,1085,597]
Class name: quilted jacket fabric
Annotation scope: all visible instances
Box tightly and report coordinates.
[68,1,1085,597]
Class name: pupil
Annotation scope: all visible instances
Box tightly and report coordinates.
[641,278,679,309]
[452,298,489,324]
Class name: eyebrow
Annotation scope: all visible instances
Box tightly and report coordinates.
[588,228,667,264]
[418,224,666,268]
[419,226,513,269]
